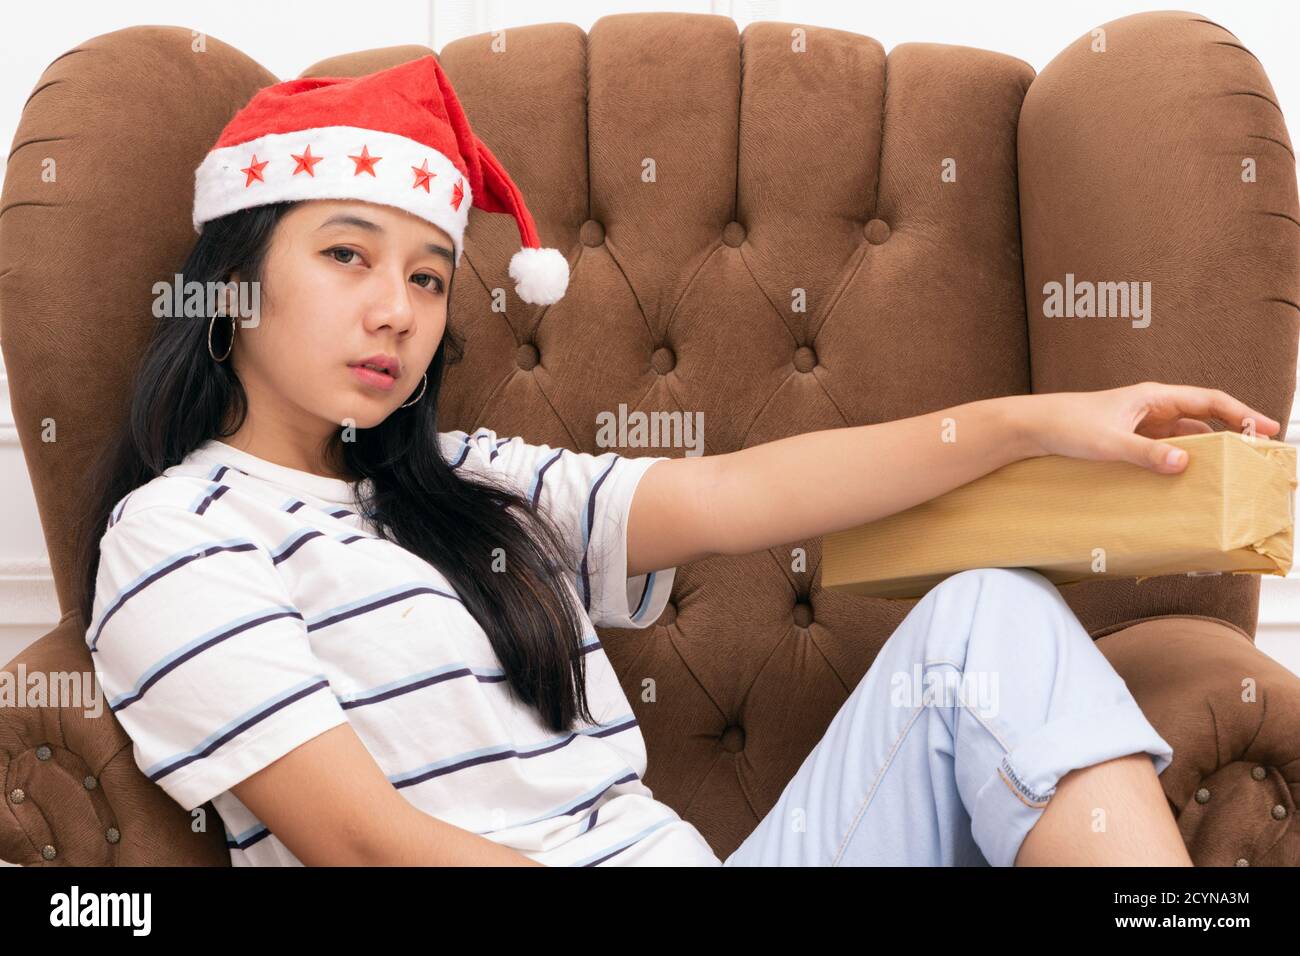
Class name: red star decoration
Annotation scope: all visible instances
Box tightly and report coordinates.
[240,153,268,187]
[291,145,324,177]
[348,145,382,177]
[411,158,436,192]
[450,176,465,211]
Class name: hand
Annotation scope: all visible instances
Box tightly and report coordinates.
[1011,381,1282,474]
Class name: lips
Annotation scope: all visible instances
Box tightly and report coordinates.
[348,364,398,392]
[349,354,401,379]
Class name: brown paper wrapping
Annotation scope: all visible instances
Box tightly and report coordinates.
[821,430,1296,600]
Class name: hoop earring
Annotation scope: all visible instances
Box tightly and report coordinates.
[399,372,428,409]
[208,313,237,363]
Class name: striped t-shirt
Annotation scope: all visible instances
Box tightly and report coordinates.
[88,429,723,866]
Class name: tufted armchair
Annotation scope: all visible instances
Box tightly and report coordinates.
[2,10,1299,867]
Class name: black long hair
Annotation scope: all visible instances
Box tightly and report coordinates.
[74,200,600,732]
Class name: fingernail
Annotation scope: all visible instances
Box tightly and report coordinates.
[1166,448,1186,467]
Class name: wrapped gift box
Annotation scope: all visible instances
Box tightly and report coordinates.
[821,430,1296,600]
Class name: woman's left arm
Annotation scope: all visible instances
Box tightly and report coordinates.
[625,382,1281,577]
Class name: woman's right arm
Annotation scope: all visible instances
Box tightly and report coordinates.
[231,723,545,866]
[90,503,544,868]
[228,723,543,868]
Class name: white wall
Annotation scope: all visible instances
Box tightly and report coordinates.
[2,0,1299,676]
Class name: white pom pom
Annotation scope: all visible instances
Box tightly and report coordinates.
[508,246,570,305]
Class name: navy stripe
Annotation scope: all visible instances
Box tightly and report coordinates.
[194,482,231,516]
[88,539,262,652]
[306,584,461,632]
[392,719,640,792]
[108,490,135,529]
[227,827,274,851]
[577,461,618,612]
[528,450,564,510]
[110,607,305,712]
[147,678,332,783]
[340,665,506,710]
[271,528,327,564]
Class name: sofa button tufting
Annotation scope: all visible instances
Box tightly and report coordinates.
[651,346,675,374]
[515,342,539,370]
[722,221,746,246]
[41,844,56,860]
[1272,805,1287,821]
[9,788,24,804]
[792,602,814,628]
[720,725,746,752]
[1235,858,1249,866]
[580,219,605,246]
[1252,766,1267,781]
[84,776,98,790]
[35,744,52,760]
[793,345,817,372]
[106,827,121,844]
[1194,787,1211,804]
[864,218,891,244]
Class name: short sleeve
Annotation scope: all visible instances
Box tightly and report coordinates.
[440,428,677,629]
[88,505,349,811]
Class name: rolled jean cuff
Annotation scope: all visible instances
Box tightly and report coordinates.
[970,698,1175,867]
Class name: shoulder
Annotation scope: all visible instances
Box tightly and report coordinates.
[437,427,511,471]
[102,474,259,549]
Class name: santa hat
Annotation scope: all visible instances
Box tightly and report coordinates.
[191,54,569,305]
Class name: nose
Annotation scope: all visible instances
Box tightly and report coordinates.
[363,264,417,335]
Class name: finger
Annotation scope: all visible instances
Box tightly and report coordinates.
[1171,417,1214,436]
[1165,385,1280,436]
[1138,417,1215,439]
[1111,431,1188,473]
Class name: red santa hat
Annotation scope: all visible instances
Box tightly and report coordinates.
[191,54,570,305]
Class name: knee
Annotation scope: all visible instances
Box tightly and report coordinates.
[928,568,1077,649]
[937,567,1059,606]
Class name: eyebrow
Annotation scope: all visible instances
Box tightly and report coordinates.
[316,213,454,265]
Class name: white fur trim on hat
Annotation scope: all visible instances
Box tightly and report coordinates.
[508,247,570,305]
[192,125,473,267]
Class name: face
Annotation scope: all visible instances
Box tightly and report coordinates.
[224,199,453,470]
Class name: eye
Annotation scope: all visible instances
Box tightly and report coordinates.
[412,272,446,294]
[324,246,361,266]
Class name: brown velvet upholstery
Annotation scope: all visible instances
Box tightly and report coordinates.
[1,10,1297,866]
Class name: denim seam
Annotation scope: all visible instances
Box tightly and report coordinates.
[997,754,1053,807]
[924,658,1013,754]
[830,704,926,866]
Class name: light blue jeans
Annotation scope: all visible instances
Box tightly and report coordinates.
[722,567,1175,866]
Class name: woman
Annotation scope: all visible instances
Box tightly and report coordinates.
[78,56,1279,867]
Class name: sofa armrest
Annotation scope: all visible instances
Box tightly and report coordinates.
[1020,9,1300,640]
[1019,10,1299,411]
[1097,616,1299,866]
[0,615,228,866]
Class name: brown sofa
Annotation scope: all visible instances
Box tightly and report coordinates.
[2,10,1298,866]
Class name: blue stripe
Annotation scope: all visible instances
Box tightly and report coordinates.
[630,571,657,624]
[575,456,621,612]
[574,817,677,866]
[226,823,274,851]
[87,536,262,652]
[143,676,333,783]
[474,768,639,835]
[526,448,566,509]
[108,605,304,712]
[338,661,508,708]
[389,710,641,791]
[305,582,461,632]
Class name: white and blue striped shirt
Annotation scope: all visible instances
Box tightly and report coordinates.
[88,428,722,866]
